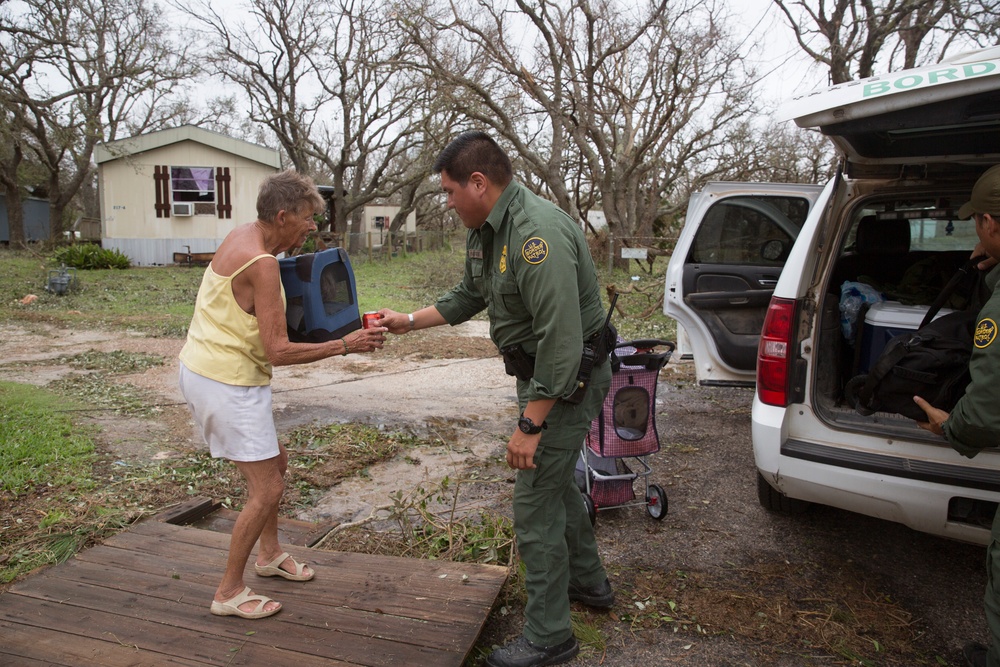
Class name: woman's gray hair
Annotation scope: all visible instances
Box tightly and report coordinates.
[256,169,326,223]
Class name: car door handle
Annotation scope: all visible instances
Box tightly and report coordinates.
[758,279,778,286]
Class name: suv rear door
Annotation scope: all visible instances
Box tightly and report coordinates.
[664,183,823,386]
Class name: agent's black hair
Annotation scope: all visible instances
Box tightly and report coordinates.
[432,130,513,187]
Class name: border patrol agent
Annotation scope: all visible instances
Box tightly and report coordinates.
[916,164,1000,667]
[378,131,614,667]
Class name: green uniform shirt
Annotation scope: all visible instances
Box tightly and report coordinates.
[435,180,606,402]
[944,265,1000,458]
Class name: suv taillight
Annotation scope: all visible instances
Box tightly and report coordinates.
[757,297,796,407]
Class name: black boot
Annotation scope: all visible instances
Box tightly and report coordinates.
[485,635,579,667]
[568,577,615,610]
[964,641,988,667]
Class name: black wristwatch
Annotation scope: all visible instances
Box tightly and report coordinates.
[517,416,547,435]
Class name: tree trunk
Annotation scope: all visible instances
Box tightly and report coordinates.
[0,144,25,245]
[4,189,26,245]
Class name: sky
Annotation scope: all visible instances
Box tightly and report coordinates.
[731,0,824,108]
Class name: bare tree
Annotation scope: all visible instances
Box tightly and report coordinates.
[0,0,195,241]
[182,0,331,174]
[709,120,835,185]
[971,0,1000,41]
[184,0,448,254]
[771,0,993,85]
[405,0,759,242]
[0,105,31,245]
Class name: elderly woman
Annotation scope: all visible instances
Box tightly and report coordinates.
[178,169,385,619]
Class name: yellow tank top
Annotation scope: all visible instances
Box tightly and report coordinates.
[179,254,285,386]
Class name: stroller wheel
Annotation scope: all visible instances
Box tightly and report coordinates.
[581,492,597,527]
[645,484,668,520]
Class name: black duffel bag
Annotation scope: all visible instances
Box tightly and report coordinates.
[845,256,987,421]
[845,309,976,421]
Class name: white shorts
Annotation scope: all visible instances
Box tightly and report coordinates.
[178,362,280,462]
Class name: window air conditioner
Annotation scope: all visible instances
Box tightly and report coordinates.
[172,202,195,217]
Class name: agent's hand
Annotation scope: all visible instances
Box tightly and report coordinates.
[971,244,997,271]
[377,309,411,335]
[343,325,386,353]
[506,430,540,470]
[913,396,948,436]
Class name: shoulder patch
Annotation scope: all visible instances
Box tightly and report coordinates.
[976,318,998,349]
[521,237,548,265]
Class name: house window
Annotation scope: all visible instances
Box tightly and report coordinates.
[154,164,232,219]
[170,167,215,203]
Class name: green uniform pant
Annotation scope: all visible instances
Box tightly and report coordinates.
[986,508,1000,666]
[514,362,611,646]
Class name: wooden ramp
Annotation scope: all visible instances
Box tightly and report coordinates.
[0,509,508,666]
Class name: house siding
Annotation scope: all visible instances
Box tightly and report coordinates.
[98,131,279,266]
[0,195,50,242]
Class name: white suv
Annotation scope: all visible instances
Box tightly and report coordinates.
[665,47,1000,545]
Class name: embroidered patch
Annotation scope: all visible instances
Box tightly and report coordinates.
[468,249,483,259]
[499,245,508,273]
[521,237,548,265]
[975,318,998,349]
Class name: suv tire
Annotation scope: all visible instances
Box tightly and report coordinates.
[757,472,811,514]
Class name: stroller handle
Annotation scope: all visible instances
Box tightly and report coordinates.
[613,338,676,371]
[617,338,675,352]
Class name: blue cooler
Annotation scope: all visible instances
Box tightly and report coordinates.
[278,248,361,343]
[857,301,953,372]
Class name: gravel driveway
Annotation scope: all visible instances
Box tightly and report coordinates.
[555,363,988,667]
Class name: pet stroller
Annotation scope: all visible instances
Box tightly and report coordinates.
[577,338,675,525]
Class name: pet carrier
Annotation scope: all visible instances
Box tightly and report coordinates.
[578,338,675,525]
[279,247,361,343]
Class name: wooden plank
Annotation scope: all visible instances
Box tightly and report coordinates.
[0,597,340,666]
[87,526,508,621]
[104,521,509,604]
[20,562,477,651]
[62,544,497,629]
[0,614,208,666]
[185,507,336,547]
[155,497,222,525]
[7,575,458,666]
[0,512,507,667]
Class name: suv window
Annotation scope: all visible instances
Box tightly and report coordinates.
[908,218,978,251]
[844,203,978,253]
[835,200,980,308]
[689,196,810,266]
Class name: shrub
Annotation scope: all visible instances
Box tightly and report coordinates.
[53,244,131,270]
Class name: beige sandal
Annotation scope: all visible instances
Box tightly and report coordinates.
[210,586,281,619]
[254,551,314,581]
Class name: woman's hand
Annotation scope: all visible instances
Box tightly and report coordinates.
[342,326,386,354]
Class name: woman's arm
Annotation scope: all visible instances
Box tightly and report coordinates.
[242,257,386,366]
